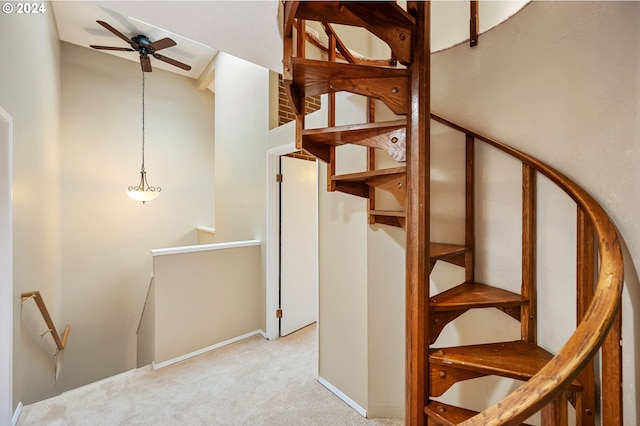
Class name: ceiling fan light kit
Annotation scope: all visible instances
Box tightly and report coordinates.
[90,20,194,203]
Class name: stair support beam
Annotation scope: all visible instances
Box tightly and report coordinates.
[405,2,430,425]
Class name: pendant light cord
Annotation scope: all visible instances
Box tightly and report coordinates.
[141,69,146,173]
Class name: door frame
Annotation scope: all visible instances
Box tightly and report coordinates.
[266,143,295,340]
[279,154,319,337]
[0,106,13,424]
[265,142,320,340]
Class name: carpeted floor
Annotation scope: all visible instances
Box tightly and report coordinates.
[18,324,404,425]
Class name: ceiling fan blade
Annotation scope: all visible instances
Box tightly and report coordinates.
[148,37,177,52]
[96,20,132,45]
[140,55,152,72]
[153,53,192,71]
[90,45,135,52]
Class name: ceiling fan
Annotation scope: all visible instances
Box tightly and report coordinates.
[90,20,192,73]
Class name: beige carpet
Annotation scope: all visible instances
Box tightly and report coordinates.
[18,324,404,425]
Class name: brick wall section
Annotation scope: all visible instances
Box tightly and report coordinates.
[278,74,322,126]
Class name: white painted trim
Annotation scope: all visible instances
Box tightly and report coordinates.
[11,402,21,426]
[265,142,297,340]
[318,376,367,418]
[151,239,260,257]
[196,226,216,235]
[0,107,13,426]
[152,329,265,370]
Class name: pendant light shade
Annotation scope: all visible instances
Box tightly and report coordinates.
[128,67,160,203]
[127,170,160,203]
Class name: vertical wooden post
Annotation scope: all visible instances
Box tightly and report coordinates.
[576,207,596,425]
[405,2,430,425]
[368,98,376,224]
[470,0,479,47]
[541,394,569,426]
[326,30,337,192]
[521,163,536,344]
[602,305,623,425]
[295,18,306,59]
[464,135,475,282]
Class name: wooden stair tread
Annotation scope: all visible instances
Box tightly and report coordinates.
[291,58,409,115]
[429,243,470,261]
[431,282,527,311]
[332,166,405,183]
[430,341,583,391]
[292,58,407,94]
[370,210,406,229]
[370,210,405,218]
[302,120,407,163]
[332,167,406,204]
[295,1,415,64]
[425,401,533,426]
[302,120,407,145]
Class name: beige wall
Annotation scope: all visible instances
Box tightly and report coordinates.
[212,52,269,244]
[431,2,639,422]
[136,278,155,368]
[0,5,63,407]
[58,42,214,392]
[152,243,263,364]
[212,53,269,331]
[317,93,369,410]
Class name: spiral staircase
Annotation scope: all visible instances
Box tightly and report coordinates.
[283,2,624,425]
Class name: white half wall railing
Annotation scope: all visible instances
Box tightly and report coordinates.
[137,240,264,369]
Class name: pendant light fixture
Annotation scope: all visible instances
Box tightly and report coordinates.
[127,68,161,203]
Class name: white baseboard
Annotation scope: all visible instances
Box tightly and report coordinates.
[318,376,367,418]
[12,401,22,426]
[153,329,266,370]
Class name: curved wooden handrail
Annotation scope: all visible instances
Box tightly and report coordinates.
[21,291,70,352]
[431,113,624,424]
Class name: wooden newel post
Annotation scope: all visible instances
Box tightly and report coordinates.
[405,2,430,425]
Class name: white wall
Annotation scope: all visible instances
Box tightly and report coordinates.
[431,2,639,422]
[0,6,63,408]
[59,42,214,392]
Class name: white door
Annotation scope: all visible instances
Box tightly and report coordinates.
[280,155,318,336]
